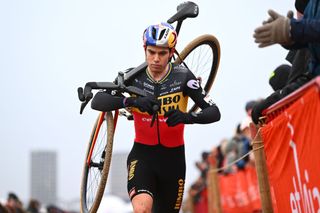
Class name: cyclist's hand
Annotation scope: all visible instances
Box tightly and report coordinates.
[125,96,159,115]
[164,109,194,127]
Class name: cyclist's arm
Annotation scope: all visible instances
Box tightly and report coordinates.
[184,73,221,124]
[187,89,221,124]
[91,92,125,112]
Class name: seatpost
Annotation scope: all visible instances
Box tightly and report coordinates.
[175,20,183,36]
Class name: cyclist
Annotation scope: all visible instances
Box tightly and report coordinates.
[91,22,221,213]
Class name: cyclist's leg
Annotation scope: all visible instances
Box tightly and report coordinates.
[127,144,156,213]
[152,177,185,213]
[152,146,186,213]
[132,193,153,213]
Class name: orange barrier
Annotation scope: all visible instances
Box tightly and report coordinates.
[194,188,209,213]
[194,78,320,212]
[261,83,320,212]
[194,166,262,213]
[219,166,261,213]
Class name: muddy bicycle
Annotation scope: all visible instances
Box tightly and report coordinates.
[77,1,221,212]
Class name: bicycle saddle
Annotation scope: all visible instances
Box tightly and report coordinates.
[167,1,199,23]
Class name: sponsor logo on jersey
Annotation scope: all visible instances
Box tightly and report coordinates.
[170,86,181,93]
[187,79,200,89]
[142,117,167,122]
[158,92,188,115]
[174,179,185,210]
[128,160,138,181]
[143,82,154,90]
[169,80,182,87]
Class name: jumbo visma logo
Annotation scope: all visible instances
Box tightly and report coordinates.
[158,92,188,115]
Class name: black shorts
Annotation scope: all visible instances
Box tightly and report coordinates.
[127,142,186,213]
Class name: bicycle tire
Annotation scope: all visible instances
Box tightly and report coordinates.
[174,34,221,112]
[80,111,115,213]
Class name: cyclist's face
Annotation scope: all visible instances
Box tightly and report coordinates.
[145,46,173,73]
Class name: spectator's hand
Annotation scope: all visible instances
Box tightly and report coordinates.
[262,10,294,25]
[125,96,159,115]
[254,9,293,48]
[164,109,194,127]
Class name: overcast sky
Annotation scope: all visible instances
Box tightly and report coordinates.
[0,0,293,204]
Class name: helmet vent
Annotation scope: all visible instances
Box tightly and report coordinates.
[151,27,157,40]
[158,29,165,40]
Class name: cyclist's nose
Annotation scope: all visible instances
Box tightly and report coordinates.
[153,54,160,62]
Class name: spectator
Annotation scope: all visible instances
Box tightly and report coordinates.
[220,138,237,174]
[232,118,252,170]
[26,200,40,213]
[269,64,292,91]
[245,100,258,116]
[0,203,9,213]
[5,193,25,213]
[251,0,319,124]
[210,144,224,173]
[195,151,210,179]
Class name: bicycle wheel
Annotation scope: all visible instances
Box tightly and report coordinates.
[174,34,221,112]
[80,111,115,213]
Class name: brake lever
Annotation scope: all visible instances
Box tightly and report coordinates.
[78,87,85,102]
[79,90,93,114]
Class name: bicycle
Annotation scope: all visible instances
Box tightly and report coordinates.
[77,1,221,213]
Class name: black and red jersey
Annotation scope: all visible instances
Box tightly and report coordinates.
[126,63,213,147]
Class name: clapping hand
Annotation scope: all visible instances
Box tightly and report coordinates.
[254,9,294,48]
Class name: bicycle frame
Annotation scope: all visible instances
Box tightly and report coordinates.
[86,110,119,167]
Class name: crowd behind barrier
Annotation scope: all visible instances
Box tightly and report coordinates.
[183,81,320,213]
[184,0,320,210]
[182,99,263,213]
[0,192,77,213]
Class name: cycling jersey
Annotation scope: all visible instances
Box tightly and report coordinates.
[126,62,214,147]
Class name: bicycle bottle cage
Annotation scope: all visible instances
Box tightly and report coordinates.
[167,1,199,23]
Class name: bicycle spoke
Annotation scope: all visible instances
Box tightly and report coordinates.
[184,44,214,89]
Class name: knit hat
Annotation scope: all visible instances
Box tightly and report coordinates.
[269,64,291,91]
[295,0,309,14]
[245,100,257,113]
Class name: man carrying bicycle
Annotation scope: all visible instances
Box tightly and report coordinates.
[91,22,220,213]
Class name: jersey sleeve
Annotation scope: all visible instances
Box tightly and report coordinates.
[183,69,221,124]
[183,70,216,109]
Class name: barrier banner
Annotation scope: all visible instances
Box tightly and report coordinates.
[194,188,208,213]
[219,166,261,213]
[261,86,320,212]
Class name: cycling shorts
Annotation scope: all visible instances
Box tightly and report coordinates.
[127,142,186,213]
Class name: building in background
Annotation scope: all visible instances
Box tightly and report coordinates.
[30,151,57,206]
[109,152,128,201]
